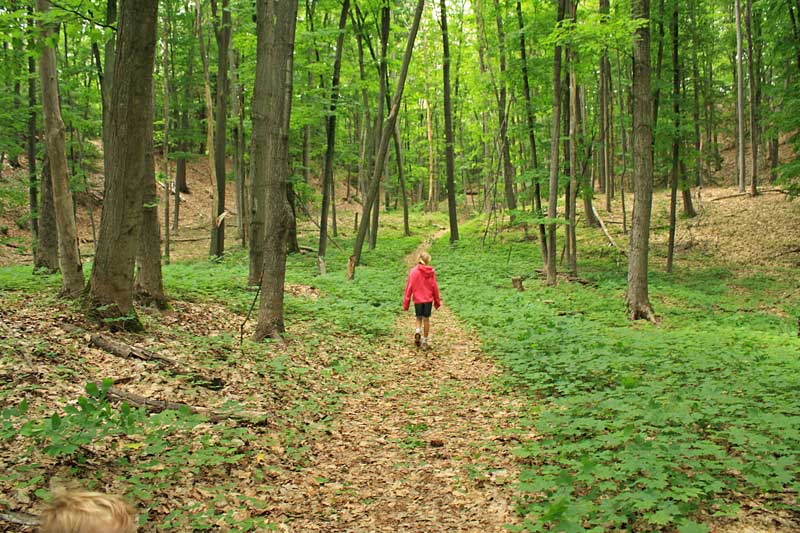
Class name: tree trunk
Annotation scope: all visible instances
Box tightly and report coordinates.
[135,104,167,309]
[440,0,458,241]
[627,0,656,321]
[567,0,578,277]
[494,0,516,211]
[735,0,746,192]
[516,0,549,259]
[209,0,231,257]
[35,157,59,272]
[252,0,299,341]
[26,30,38,263]
[349,0,425,278]
[369,6,390,250]
[546,0,566,286]
[36,0,84,297]
[101,0,117,183]
[393,122,410,236]
[745,0,759,196]
[318,0,350,262]
[161,13,171,265]
[196,1,218,255]
[666,1,679,274]
[231,48,245,246]
[89,0,158,329]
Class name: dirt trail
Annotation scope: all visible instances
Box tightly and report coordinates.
[268,236,529,532]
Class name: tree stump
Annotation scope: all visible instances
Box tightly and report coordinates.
[512,276,524,291]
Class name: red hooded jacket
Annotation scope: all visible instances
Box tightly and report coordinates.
[403,264,441,310]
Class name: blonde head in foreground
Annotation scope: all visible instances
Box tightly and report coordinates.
[39,490,136,533]
[418,251,431,265]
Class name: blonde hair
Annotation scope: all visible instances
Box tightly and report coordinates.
[39,490,137,533]
[418,251,431,265]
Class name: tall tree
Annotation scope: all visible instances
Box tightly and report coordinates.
[493,0,516,211]
[26,11,38,265]
[348,0,426,279]
[35,157,59,272]
[734,0,746,192]
[745,0,759,196]
[666,0,680,273]
[440,0,459,242]
[318,0,350,264]
[627,0,656,321]
[89,0,159,329]
[252,0,299,340]
[209,0,231,256]
[36,0,84,297]
[515,0,549,262]
[545,0,566,286]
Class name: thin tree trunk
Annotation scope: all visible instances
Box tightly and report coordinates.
[568,14,578,278]
[162,13,171,265]
[493,0,516,211]
[393,122,410,236]
[745,0,759,196]
[196,1,218,254]
[348,0,425,278]
[516,0,550,257]
[546,0,566,286]
[89,0,158,329]
[318,0,350,262]
[735,0,746,192]
[627,0,656,321]
[26,24,39,264]
[252,0,299,340]
[231,48,245,245]
[440,0,458,242]
[666,1,679,274]
[36,0,84,297]
[209,0,230,257]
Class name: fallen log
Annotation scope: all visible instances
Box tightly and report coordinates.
[0,511,40,527]
[711,188,788,201]
[591,205,626,254]
[103,385,270,425]
[63,325,224,390]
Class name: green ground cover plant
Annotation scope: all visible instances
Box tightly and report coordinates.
[431,218,800,532]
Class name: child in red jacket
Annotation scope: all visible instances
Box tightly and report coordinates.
[403,251,441,350]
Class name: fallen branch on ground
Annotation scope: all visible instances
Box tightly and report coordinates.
[63,325,224,390]
[0,511,40,527]
[774,247,800,258]
[711,189,788,201]
[592,206,625,254]
[102,385,270,425]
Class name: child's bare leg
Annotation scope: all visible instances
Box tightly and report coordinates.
[423,317,430,338]
[415,317,423,332]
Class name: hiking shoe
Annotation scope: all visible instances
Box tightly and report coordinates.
[414,332,421,347]
[422,340,430,351]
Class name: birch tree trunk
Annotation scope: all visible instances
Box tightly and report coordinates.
[36,0,84,297]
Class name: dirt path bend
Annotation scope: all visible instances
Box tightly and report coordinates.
[271,240,530,532]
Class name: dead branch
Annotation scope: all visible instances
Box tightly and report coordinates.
[774,247,800,258]
[0,511,40,527]
[102,385,269,424]
[711,188,788,202]
[63,325,223,390]
[591,205,625,254]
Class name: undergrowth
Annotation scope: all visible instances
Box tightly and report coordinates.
[432,217,800,532]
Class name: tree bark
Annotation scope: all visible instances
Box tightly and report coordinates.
[135,104,166,310]
[745,0,759,196]
[627,0,656,321]
[196,1,218,255]
[546,0,566,286]
[349,0,425,278]
[393,122,410,236]
[494,0,516,211]
[440,0,459,242]
[516,0,549,261]
[35,157,59,272]
[567,0,578,277]
[210,0,231,257]
[318,0,350,262]
[231,48,246,246]
[26,25,38,263]
[36,0,84,297]
[666,1,679,274]
[252,0,299,341]
[89,0,158,329]
[735,0,746,192]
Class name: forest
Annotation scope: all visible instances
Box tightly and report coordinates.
[0,0,799,530]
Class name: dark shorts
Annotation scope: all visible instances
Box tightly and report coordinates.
[414,302,433,318]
